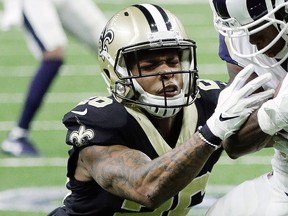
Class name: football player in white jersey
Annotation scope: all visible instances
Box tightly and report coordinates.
[207,0,288,215]
[0,0,107,156]
[47,4,274,216]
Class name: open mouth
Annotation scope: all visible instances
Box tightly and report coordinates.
[160,84,179,97]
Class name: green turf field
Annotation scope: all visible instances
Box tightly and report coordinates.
[0,1,274,215]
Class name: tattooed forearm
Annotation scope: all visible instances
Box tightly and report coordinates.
[80,133,214,208]
[138,134,214,204]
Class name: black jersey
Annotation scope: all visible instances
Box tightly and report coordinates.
[57,79,225,216]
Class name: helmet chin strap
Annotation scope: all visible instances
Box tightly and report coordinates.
[138,92,184,118]
[140,104,182,118]
[132,79,185,118]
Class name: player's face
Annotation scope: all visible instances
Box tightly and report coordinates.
[248,24,285,58]
[130,49,183,97]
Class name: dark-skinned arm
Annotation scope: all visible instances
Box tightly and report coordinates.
[223,110,274,159]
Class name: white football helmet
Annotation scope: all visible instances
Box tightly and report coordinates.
[99,4,198,118]
[209,0,288,68]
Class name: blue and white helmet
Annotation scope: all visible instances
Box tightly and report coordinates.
[99,4,198,118]
[209,0,288,68]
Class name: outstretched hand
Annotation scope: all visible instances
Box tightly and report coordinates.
[202,64,274,146]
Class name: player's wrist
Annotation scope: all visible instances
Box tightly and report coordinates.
[198,125,222,149]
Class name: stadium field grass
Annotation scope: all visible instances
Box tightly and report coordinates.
[0,1,274,215]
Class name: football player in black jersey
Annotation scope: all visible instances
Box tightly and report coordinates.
[48,4,274,216]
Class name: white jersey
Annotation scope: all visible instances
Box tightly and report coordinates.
[224,36,288,186]
[1,0,107,58]
[206,173,288,216]
[206,34,288,216]
[224,33,288,186]
[228,36,288,192]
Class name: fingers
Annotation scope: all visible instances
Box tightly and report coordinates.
[230,64,255,90]
[242,89,275,109]
[238,73,273,98]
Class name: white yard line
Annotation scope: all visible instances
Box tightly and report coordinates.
[0,157,67,167]
[218,155,272,165]
[0,184,226,214]
[0,92,108,103]
[0,121,64,131]
[0,64,226,77]
[0,155,272,167]
[0,65,101,77]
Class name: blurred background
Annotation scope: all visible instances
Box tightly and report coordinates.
[0,1,273,215]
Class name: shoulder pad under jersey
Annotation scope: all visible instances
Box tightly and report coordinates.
[63,96,128,129]
[198,79,226,97]
[197,79,226,106]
